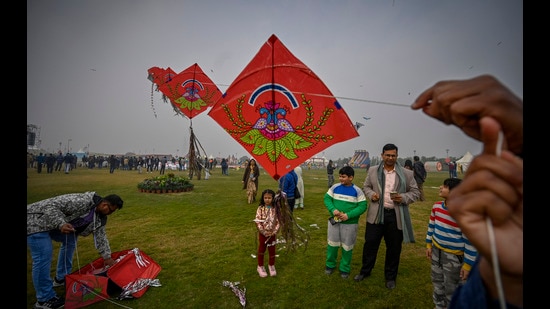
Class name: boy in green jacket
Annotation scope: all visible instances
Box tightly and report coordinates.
[324,166,368,278]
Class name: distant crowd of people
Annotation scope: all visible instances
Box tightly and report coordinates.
[27,152,78,174]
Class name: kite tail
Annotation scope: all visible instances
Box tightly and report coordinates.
[221,281,246,308]
[150,82,158,118]
[273,190,310,252]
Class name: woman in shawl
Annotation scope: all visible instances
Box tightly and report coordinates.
[242,159,260,203]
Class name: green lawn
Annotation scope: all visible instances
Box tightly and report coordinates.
[27,165,452,308]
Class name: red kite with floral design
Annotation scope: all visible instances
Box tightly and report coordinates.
[147,63,219,180]
[148,63,221,119]
[208,34,358,180]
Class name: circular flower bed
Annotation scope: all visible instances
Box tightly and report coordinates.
[137,173,194,193]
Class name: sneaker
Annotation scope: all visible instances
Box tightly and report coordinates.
[268,265,277,276]
[340,272,349,279]
[34,296,64,309]
[52,277,65,287]
[325,267,335,275]
[257,265,268,278]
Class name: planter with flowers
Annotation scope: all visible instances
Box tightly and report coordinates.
[137,173,194,193]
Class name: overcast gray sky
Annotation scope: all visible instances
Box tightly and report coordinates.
[27,0,522,161]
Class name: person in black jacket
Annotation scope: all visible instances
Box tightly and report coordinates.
[327,160,335,188]
[413,156,427,201]
[45,153,56,174]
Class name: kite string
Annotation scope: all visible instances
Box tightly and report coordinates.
[70,276,135,309]
[487,131,506,309]
[73,231,80,273]
[314,93,409,107]
[212,83,411,108]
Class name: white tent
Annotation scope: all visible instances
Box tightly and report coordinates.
[456,151,473,174]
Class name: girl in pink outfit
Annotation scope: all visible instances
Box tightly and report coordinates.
[254,189,280,277]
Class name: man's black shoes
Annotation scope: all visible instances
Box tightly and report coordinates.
[353,272,370,282]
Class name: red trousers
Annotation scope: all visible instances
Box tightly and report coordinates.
[258,233,277,266]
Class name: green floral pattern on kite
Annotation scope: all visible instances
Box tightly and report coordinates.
[221,93,336,163]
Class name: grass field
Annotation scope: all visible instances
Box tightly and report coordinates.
[27,165,454,309]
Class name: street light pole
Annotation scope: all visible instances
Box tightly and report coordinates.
[446,149,449,158]
[68,139,72,153]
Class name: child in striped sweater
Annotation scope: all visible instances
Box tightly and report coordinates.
[425,177,478,309]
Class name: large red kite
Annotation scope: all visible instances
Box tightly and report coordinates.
[208,34,359,180]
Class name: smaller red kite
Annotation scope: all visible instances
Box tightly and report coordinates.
[65,248,161,309]
[148,63,222,119]
[147,66,177,87]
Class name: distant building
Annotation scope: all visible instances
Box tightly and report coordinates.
[27,124,41,150]
[349,150,370,168]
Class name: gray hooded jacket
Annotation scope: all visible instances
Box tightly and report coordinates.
[27,191,113,260]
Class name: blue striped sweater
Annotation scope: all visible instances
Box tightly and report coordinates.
[425,201,477,271]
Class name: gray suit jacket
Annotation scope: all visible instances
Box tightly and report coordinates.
[363,165,420,230]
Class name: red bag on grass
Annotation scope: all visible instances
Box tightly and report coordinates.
[65,248,161,309]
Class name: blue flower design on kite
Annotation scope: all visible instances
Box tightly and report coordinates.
[183,86,201,102]
[172,79,215,112]
[252,101,293,139]
[243,98,312,162]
